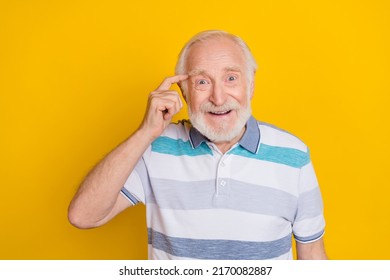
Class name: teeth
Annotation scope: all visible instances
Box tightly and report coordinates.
[211,110,230,115]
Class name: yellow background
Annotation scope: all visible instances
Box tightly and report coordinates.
[1,0,389,259]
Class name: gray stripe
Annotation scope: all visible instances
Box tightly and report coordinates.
[230,180,298,221]
[295,187,323,221]
[147,178,214,209]
[148,228,292,260]
[147,178,298,221]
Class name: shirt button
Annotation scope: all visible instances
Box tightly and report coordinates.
[220,180,226,186]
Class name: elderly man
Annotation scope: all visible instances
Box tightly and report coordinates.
[68,30,327,260]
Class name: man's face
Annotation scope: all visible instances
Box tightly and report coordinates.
[184,37,254,143]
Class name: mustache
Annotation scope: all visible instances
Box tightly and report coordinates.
[199,101,240,113]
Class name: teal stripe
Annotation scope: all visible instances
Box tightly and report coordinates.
[152,136,212,156]
[230,143,310,168]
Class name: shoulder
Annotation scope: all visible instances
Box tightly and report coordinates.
[256,120,308,153]
[159,120,191,141]
[150,120,207,157]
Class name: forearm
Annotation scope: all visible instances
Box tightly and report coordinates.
[68,129,152,228]
[296,238,328,260]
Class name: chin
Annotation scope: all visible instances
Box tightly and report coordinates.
[191,109,251,143]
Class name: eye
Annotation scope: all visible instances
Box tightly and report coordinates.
[227,75,238,82]
[193,78,211,91]
[197,79,209,85]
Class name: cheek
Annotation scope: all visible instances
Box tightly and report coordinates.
[188,92,208,112]
[238,84,251,103]
[230,88,249,105]
[190,100,202,114]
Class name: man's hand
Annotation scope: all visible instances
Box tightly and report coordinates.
[139,75,188,141]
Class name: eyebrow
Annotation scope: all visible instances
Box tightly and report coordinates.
[188,66,242,77]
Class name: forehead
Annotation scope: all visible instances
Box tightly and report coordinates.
[186,37,246,73]
[188,66,241,77]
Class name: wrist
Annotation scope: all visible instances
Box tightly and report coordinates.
[133,126,159,145]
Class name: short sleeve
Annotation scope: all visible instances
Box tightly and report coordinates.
[292,158,326,243]
[120,156,148,205]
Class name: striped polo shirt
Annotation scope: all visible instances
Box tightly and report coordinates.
[121,116,325,260]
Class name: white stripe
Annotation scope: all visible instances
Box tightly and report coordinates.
[298,162,319,192]
[148,152,219,181]
[147,204,292,242]
[259,124,308,152]
[293,215,325,239]
[123,170,145,203]
[148,246,293,260]
[148,246,193,260]
[227,154,301,196]
[162,122,190,141]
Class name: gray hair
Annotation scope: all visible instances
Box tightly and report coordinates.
[175,30,258,91]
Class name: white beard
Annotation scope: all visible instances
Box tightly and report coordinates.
[188,99,252,143]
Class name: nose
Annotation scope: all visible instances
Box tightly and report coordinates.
[209,82,227,106]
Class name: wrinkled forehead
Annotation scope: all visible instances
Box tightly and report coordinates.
[187,66,242,80]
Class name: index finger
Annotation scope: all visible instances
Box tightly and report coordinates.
[156,74,188,91]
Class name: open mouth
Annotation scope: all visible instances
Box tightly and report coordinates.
[209,110,232,116]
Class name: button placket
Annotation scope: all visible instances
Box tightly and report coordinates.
[216,154,230,196]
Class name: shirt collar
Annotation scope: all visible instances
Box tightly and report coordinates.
[189,115,260,154]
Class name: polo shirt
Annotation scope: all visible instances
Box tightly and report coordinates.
[121,116,325,260]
